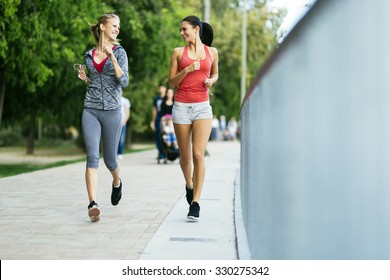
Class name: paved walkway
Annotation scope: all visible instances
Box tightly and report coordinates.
[0,141,240,260]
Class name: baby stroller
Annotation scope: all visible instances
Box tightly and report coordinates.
[158,114,180,164]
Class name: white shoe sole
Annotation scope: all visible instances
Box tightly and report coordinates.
[187,215,199,221]
[89,207,100,222]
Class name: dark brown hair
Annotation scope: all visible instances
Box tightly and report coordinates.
[181,15,214,47]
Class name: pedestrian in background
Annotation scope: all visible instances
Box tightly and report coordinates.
[227,116,238,140]
[169,15,219,220]
[117,91,131,159]
[151,85,167,161]
[219,115,228,140]
[160,88,175,117]
[77,13,129,222]
[210,115,219,141]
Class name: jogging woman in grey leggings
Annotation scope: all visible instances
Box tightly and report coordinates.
[77,14,129,222]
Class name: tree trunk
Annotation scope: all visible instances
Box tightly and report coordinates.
[0,66,5,128]
[26,112,36,155]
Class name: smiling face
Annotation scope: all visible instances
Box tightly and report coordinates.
[101,18,120,43]
[180,21,199,43]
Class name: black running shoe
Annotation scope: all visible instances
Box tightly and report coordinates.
[88,201,100,222]
[111,179,122,206]
[187,201,200,220]
[185,185,193,205]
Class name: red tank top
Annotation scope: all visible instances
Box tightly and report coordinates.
[175,44,213,103]
[92,46,115,73]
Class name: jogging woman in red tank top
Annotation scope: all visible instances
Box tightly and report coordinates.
[169,15,219,220]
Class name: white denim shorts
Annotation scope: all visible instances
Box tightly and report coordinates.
[172,101,213,124]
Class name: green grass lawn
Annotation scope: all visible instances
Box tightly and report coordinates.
[0,144,154,178]
[0,159,84,178]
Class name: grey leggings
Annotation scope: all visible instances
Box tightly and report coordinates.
[82,108,122,170]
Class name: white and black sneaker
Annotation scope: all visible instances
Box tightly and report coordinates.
[88,201,100,222]
[187,201,200,220]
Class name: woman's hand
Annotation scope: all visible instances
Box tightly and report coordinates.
[204,78,213,88]
[150,121,156,131]
[103,45,115,61]
[77,65,88,83]
[185,60,200,73]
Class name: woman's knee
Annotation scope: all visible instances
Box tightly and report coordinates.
[180,155,192,166]
[104,158,118,171]
[86,154,100,169]
[192,150,205,164]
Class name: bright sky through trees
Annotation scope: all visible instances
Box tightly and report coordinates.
[267,0,317,40]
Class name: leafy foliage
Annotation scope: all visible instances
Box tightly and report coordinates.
[0,0,285,152]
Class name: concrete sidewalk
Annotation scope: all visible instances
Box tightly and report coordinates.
[0,141,240,260]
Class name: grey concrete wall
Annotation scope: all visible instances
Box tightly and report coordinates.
[240,0,390,259]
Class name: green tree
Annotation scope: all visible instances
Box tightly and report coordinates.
[2,0,108,154]
[210,0,285,119]
[0,0,21,127]
[1,0,285,151]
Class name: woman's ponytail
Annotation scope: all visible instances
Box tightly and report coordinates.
[90,23,100,43]
[200,21,213,47]
[181,15,214,47]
